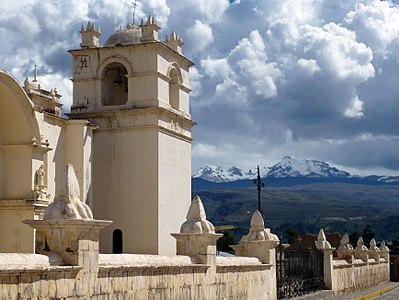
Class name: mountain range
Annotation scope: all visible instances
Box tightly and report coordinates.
[192,156,399,187]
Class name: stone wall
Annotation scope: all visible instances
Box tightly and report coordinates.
[0,254,275,299]
[316,230,390,295]
[0,197,278,299]
[331,258,389,294]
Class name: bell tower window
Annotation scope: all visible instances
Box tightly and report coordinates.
[169,68,180,110]
[101,63,128,106]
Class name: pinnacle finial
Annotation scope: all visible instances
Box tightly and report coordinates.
[339,233,353,250]
[240,210,279,242]
[315,229,331,250]
[179,195,215,234]
[186,195,207,221]
[171,30,177,40]
[147,15,153,25]
[318,228,327,241]
[380,240,389,251]
[24,77,31,88]
[43,164,94,220]
[250,210,264,230]
[355,236,368,251]
[33,64,37,81]
[369,238,379,250]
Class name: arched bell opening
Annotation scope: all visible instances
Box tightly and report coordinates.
[101,63,128,106]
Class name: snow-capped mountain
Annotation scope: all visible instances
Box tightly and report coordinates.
[193,156,350,183]
[377,176,399,184]
[267,156,350,178]
[192,165,258,183]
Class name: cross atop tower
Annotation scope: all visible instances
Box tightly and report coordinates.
[253,165,265,215]
[132,0,138,25]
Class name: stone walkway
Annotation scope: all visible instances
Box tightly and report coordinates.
[290,282,399,300]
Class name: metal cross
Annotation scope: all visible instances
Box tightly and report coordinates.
[132,0,138,25]
[253,165,265,215]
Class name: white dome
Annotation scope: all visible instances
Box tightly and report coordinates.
[104,25,142,47]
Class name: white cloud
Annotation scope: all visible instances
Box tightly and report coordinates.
[169,0,229,24]
[345,1,399,56]
[344,95,364,118]
[184,20,214,54]
[296,59,320,76]
[2,0,399,174]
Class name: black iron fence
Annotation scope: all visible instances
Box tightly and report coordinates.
[276,241,324,299]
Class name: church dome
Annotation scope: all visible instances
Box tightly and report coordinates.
[104,24,142,47]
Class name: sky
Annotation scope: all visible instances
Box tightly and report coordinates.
[1,0,399,176]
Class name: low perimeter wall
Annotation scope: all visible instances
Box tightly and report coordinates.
[0,254,276,299]
[331,258,389,294]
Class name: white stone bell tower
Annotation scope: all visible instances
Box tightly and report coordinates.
[68,17,194,255]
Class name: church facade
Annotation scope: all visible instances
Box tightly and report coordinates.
[0,16,194,256]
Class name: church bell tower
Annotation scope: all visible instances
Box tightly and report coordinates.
[68,17,194,255]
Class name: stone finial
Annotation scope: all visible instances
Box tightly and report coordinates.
[233,210,279,264]
[24,77,32,89]
[355,237,368,251]
[315,229,332,250]
[180,195,215,234]
[380,241,389,251]
[369,239,379,251]
[172,195,221,265]
[240,211,279,242]
[339,233,353,250]
[80,20,101,49]
[165,30,184,54]
[44,164,93,220]
[140,14,161,43]
[146,15,154,25]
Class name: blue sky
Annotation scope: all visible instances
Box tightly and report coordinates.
[1,0,399,176]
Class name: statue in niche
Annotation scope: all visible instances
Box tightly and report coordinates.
[33,165,50,201]
[35,165,45,187]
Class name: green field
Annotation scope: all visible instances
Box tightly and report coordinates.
[193,183,399,243]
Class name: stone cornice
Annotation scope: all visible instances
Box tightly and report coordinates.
[68,106,196,127]
[68,41,194,67]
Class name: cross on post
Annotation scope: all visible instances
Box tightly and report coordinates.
[132,0,138,25]
[253,165,265,215]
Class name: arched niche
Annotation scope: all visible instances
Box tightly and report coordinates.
[97,57,132,107]
[167,64,182,110]
[112,229,123,254]
[0,71,41,199]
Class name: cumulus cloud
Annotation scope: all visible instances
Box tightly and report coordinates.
[1,0,399,175]
[184,20,214,54]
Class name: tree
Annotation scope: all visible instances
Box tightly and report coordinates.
[217,230,236,253]
[362,224,375,247]
[349,231,359,248]
[287,227,299,244]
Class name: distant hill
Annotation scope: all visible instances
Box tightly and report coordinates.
[192,157,399,242]
[192,182,399,243]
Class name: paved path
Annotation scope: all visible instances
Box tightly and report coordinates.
[292,282,399,300]
[373,285,399,299]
